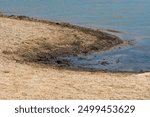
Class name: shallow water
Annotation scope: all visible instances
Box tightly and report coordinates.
[0,0,150,72]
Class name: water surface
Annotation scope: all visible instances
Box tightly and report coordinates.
[0,0,150,72]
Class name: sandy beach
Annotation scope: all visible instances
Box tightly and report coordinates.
[0,15,150,99]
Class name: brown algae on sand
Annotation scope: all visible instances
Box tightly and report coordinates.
[0,15,126,68]
[0,15,150,100]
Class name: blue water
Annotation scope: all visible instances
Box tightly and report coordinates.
[0,0,150,72]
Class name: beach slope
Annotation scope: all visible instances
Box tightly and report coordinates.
[0,15,150,99]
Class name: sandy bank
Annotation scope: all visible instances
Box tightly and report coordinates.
[0,15,150,99]
[0,15,126,67]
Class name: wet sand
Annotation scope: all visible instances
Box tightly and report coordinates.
[0,15,150,99]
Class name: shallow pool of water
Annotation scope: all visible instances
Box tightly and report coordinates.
[0,0,150,72]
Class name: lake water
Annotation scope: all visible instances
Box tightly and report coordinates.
[0,0,150,72]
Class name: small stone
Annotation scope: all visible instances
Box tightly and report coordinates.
[101,61,109,66]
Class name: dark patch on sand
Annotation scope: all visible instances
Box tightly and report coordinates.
[0,14,127,71]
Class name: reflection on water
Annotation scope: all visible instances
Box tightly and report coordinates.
[0,0,150,72]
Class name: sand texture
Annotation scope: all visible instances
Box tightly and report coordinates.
[0,15,150,99]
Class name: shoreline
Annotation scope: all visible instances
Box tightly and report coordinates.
[0,14,128,71]
[0,14,149,99]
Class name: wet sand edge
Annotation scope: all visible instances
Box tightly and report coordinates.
[0,14,128,71]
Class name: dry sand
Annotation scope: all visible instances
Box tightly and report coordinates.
[0,15,150,99]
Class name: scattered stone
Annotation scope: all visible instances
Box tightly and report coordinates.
[3,71,10,73]
[56,59,70,66]
[100,61,109,66]
[56,60,63,64]
[2,50,13,55]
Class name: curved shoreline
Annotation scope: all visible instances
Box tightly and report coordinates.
[0,14,150,100]
[0,14,127,70]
